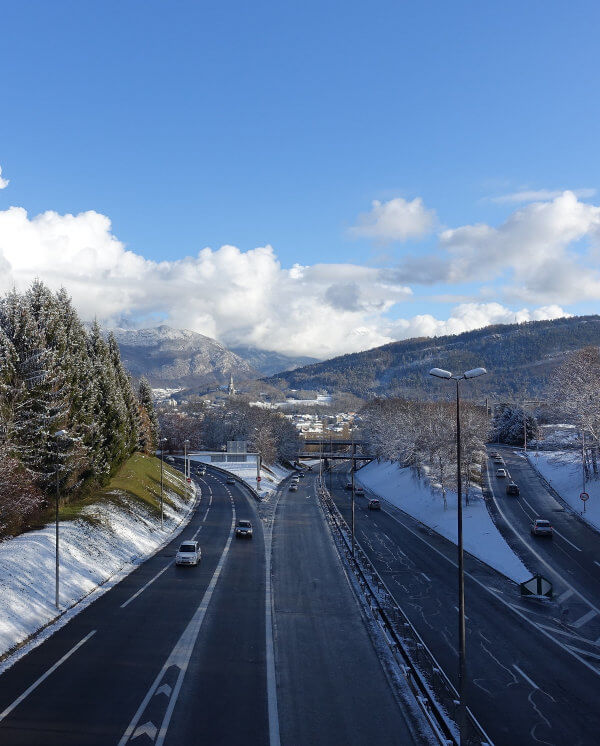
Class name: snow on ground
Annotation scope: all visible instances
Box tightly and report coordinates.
[190,457,291,500]
[356,461,531,583]
[527,450,600,531]
[0,482,196,664]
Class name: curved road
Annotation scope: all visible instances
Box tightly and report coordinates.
[0,461,420,745]
[332,465,600,746]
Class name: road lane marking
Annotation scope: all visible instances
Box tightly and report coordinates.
[203,507,210,521]
[264,487,282,746]
[120,562,173,609]
[513,664,538,690]
[421,572,431,582]
[552,529,582,552]
[119,497,236,746]
[375,494,600,680]
[484,464,600,622]
[558,588,574,603]
[0,630,96,724]
[572,609,598,629]
[565,644,600,661]
[594,561,600,569]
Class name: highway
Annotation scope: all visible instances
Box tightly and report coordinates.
[0,462,420,745]
[328,464,600,746]
[486,446,600,645]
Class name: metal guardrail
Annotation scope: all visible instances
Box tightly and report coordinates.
[316,479,493,746]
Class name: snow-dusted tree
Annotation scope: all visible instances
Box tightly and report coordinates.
[0,445,43,537]
[138,376,159,453]
[491,404,538,446]
[547,346,600,478]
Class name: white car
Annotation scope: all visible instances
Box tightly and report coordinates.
[531,518,553,537]
[496,468,507,478]
[175,540,201,566]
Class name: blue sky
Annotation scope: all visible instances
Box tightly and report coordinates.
[1,1,599,357]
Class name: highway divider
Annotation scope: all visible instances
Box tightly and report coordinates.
[316,478,493,746]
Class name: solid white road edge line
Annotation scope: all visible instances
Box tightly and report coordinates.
[118,496,236,746]
[376,497,600,680]
[265,486,283,746]
[0,630,96,724]
[519,494,583,552]
[485,464,600,619]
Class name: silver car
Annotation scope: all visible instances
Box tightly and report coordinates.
[175,540,201,566]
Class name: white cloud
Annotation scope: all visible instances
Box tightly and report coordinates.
[349,197,436,242]
[395,191,600,304]
[0,206,411,358]
[387,302,569,340]
[0,166,9,189]
[491,188,596,204]
[0,200,585,360]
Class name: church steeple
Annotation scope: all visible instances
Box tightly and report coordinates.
[228,373,235,396]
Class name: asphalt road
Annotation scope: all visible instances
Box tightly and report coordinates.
[0,464,269,746]
[329,465,600,746]
[486,446,600,644]
[272,474,420,745]
[0,462,422,746]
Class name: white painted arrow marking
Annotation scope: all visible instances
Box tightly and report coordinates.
[155,684,172,698]
[132,721,157,740]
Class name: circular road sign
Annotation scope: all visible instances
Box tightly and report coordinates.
[580,492,590,502]
[257,476,262,481]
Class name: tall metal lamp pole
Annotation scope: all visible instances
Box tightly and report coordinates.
[429,367,487,743]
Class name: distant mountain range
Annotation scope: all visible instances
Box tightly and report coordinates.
[263,315,600,401]
[110,325,319,391]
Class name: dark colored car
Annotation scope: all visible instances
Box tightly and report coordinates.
[235,520,253,538]
[368,499,381,510]
[506,482,520,496]
[226,476,235,484]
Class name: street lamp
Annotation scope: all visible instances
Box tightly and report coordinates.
[159,437,167,529]
[429,366,487,743]
[184,439,190,480]
[54,429,69,609]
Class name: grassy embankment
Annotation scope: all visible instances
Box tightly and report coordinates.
[54,453,190,524]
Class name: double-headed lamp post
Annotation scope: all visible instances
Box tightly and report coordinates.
[54,429,69,609]
[429,366,487,743]
[160,437,167,529]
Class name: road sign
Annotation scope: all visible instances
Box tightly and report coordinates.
[187,477,191,483]
[256,476,261,481]
[520,574,553,598]
[580,492,589,502]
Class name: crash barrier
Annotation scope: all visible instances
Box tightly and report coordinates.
[198,462,262,502]
[317,479,493,746]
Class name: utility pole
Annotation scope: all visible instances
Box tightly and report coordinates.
[160,437,167,529]
[54,430,68,609]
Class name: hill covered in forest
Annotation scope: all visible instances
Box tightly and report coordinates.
[263,315,600,400]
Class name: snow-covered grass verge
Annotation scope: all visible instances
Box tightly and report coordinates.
[0,455,196,665]
[526,450,600,531]
[356,461,531,583]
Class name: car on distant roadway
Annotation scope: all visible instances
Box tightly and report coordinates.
[355,486,365,496]
[198,467,206,476]
[298,472,305,478]
[506,482,520,496]
[496,468,507,478]
[493,456,504,464]
[289,484,298,491]
[531,518,553,537]
[226,476,236,485]
[368,499,381,510]
[345,482,353,490]
[175,540,201,566]
[166,456,175,462]
[235,520,253,538]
